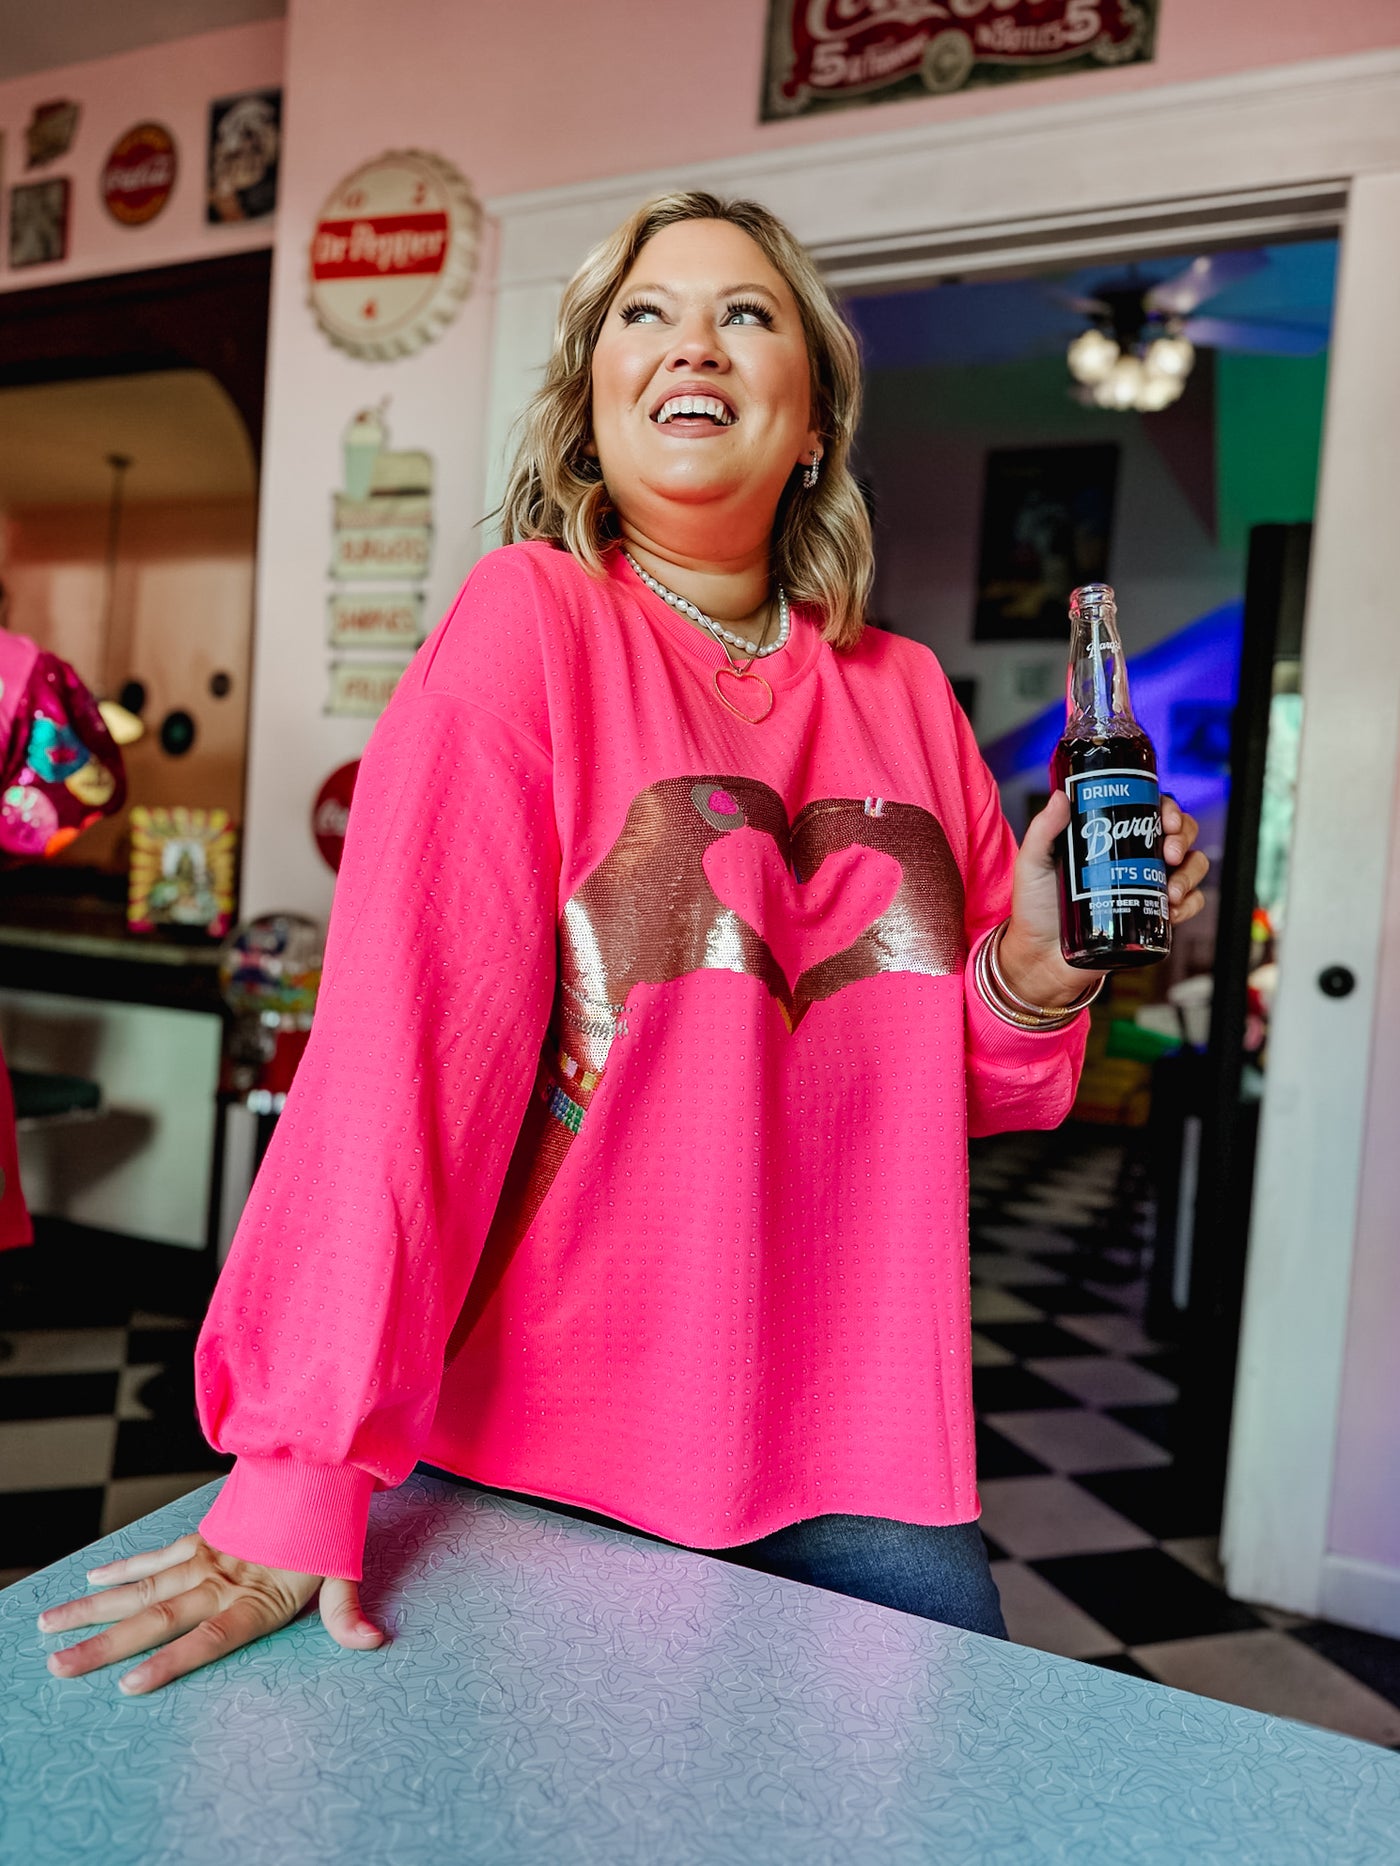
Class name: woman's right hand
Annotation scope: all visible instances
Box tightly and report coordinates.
[36,1530,386,1694]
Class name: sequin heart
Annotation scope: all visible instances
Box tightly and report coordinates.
[713,663,773,724]
[703,828,902,991]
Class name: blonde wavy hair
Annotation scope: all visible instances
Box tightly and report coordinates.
[498,191,873,649]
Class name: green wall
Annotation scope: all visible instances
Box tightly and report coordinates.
[1215,351,1329,554]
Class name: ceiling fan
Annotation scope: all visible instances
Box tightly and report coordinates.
[1059,250,1331,413]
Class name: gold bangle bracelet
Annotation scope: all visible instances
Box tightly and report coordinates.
[989,920,1104,1019]
[973,931,1058,1030]
[975,921,1103,1030]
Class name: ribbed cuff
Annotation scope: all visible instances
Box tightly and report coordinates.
[965,932,1092,1059]
[198,1455,377,1581]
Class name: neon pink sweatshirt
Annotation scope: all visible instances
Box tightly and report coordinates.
[196,543,1087,1580]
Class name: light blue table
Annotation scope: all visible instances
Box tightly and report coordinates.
[4,1472,1398,1864]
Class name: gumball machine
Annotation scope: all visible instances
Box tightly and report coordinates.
[218,914,325,1154]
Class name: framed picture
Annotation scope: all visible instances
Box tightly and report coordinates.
[9,177,70,268]
[207,88,281,224]
[973,444,1119,642]
[949,677,978,730]
[128,806,238,938]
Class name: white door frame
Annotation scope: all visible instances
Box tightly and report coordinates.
[482,49,1400,1624]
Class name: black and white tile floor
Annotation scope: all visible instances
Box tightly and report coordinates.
[3,1132,1399,1748]
[968,1127,1400,1751]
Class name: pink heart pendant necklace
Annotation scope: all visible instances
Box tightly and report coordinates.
[626,552,789,725]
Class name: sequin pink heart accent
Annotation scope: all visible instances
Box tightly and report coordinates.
[703,828,902,990]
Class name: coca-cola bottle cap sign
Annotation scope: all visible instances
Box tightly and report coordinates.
[101,123,178,226]
[308,150,480,361]
[312,760,360,871]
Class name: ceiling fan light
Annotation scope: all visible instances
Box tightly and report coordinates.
[1144,334,1195,381]
[1067,328,1120,385]
[1094,353,1145,410]
[1134,369,1185,413]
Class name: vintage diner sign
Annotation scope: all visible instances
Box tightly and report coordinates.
[761,0,1158,118]
[324,660,410,719]
[329,495,433,581]
[101,122,178,225]
[327,590,425,650]
[308,150,480,360]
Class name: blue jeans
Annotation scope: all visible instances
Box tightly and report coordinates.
[415,1466,1007,1640]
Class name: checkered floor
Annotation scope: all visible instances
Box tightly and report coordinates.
[967,1127,1400,1750]
[3,1131,1399,1748]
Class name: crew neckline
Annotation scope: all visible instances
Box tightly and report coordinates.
[611,548,824,691]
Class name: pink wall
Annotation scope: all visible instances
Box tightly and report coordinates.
[0,20,283,294]
[284,0,1400,200]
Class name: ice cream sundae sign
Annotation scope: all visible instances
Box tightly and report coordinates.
[762,0,1157,118]
[309,150,480,360]
[324,402,434,719]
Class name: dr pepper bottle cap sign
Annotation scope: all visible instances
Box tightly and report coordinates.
[101,122,178,225]
[309,150,480,361]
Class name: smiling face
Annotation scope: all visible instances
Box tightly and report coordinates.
[589,217,820,559]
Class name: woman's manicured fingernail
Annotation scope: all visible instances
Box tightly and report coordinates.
[118,1670,146,1695]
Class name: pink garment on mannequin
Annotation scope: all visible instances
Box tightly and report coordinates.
[196,544,1087,1581]
[0,1053,31,1253]
[0,627,126,1251]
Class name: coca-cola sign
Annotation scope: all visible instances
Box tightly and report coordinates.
[308,150,480,361]
[761,0,1157,118]
[101,122,178,225]
[312,761,360,872]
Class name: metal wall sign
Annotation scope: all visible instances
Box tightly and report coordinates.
[761,0,1158,119]
[311,760,360,870]
[101,122,178,225]
[308,150,480,361]
[326,591,425,650]
[324,661,410,718]
[329,497,433,581]
[25,100,80,169]
[207,89,281,224]
[323,404,433,718]
[8,178,70,267]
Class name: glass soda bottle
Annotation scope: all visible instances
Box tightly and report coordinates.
[1051,582,1172,970]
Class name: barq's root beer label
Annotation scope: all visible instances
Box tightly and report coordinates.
[1063,768,1168,907]
[308,151,480,361]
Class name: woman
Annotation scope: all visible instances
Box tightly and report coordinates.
[38,193,1207,1693]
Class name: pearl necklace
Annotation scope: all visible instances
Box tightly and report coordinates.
[624,553,790,659]
[624,552,788,724]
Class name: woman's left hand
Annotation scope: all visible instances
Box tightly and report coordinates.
[998,792,1210,1009]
